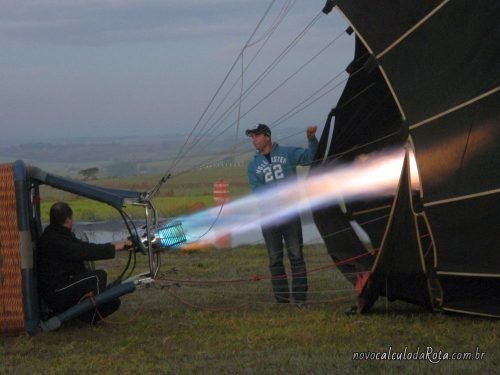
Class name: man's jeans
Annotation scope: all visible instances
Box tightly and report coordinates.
[261,216,308,302]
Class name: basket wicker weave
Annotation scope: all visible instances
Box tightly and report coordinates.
[0,163,25,336]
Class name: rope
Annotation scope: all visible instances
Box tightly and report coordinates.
[78,288,148,326]
[158,281,356,312]
[178,10,321,159]
[156,248,376,287]
[164,286,250,312]
[148,36,361,186]
[171,24,343,176]
[150,6,342,192]
[165,0,278,177]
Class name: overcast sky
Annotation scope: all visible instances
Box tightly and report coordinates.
[0,0,353,145]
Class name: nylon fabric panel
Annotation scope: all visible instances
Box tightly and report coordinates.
[379,0,500,124]
[412,91,500,202]
[439,276,500,317]
[335,0,442,55]
[326,39,402,159]
[350,204,392,251]
[428,194,500,274]
[320,0,500,317]
[368,159,431,309]
[313,204,374,285]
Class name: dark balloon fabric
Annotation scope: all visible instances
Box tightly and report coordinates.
[313,0,500,317]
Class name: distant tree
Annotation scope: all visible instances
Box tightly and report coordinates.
[78,167,99,180]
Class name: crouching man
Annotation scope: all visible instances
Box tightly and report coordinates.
[37,202,132,324]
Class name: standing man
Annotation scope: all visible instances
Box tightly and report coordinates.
[37,202,132,324]
[246,123,318,305]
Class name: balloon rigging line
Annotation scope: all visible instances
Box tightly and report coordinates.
[246,0,297,48]
[208,40,361,152]
[166,0,304,175]
[157,19,380,185]
[227,12,325,122]
[145,4,410,244]
[157,285,355,313]
[191,47,367,166]
[233,1,309,144]
[164,44,371,181]
[161,127,307,181]
[157,146,401,251]
[165,0,278,176]
[211,0,298,148]
[156,262,368,287]
[235,50,245,146]
[160,66,363,182]
[183,10,322,155]
[169,9,326,173]
[269,68,349,128]
[167,48,349,179]
[184,202,226,244]
[328,131,402,162]
[193,36,365,163]
[232,28,347,130]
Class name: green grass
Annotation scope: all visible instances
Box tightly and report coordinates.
[39,165,250,199]
[38,165,250,221]
[5,170,498,373]
[40,195,216,222]
[1,245,498,374]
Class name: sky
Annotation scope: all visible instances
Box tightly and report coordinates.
[0,0,354,145]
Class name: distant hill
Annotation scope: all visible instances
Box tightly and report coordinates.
[0,134,250,177]
[0,129,306,177]
[0,135,183,163]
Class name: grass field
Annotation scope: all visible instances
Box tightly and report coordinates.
[3,168,498,373]
[38,165,251,221]
[1,245,498,374]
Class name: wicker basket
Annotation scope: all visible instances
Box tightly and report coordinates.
[0,163,25,336]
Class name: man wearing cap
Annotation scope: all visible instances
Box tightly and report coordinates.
[246,123,318,305]
[37,202,133,324]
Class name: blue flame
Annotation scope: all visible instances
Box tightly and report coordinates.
[154,220,187,249]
